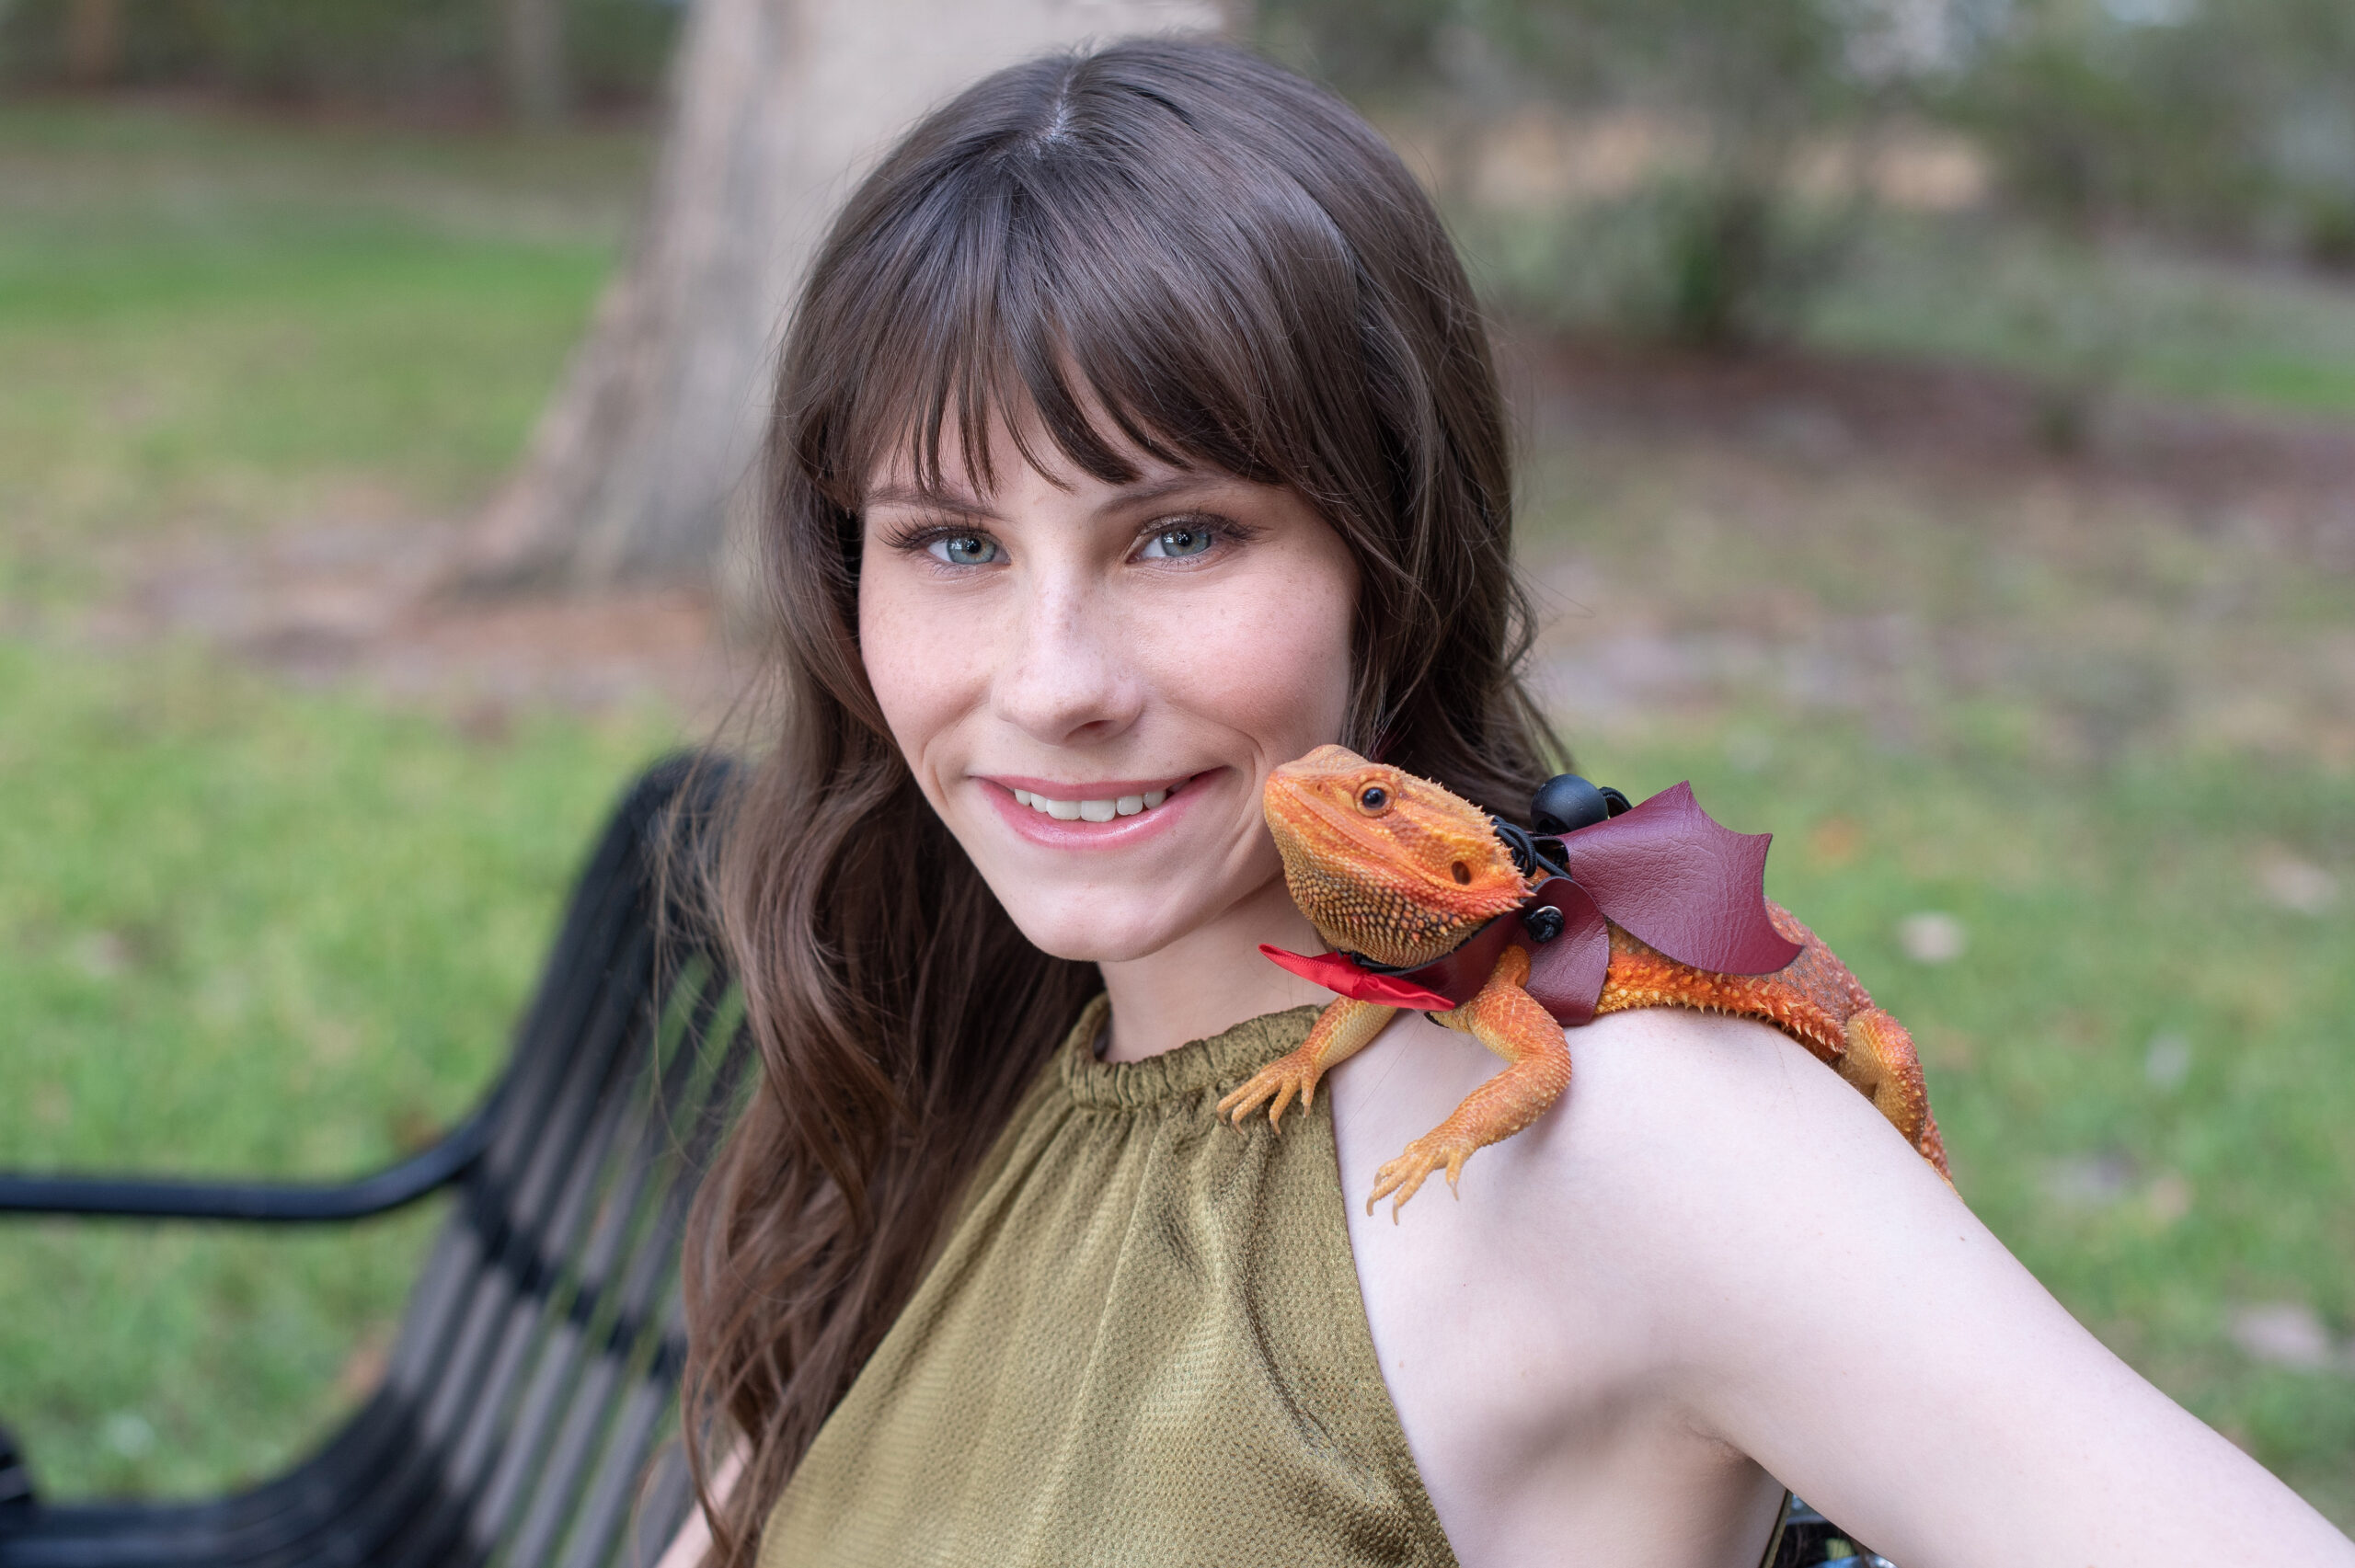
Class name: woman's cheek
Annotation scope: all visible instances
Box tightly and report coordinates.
[1242,534,1357,747]
[1143,551,1354,755]
[858,563,989,795]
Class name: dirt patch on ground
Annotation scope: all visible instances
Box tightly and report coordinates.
[1506,335,2355,569]
[77,516,744,728]
[1498,334,2355,766]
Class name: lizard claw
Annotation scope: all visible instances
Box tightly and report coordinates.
[1366,1131,1475,1222]
[1216,1047,1323,1134]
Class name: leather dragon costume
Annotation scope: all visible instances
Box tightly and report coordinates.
[1219,744,1949,1217]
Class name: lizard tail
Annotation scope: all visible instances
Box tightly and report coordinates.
[1593,916,1951,1183]
[1840,1007,1951,1181]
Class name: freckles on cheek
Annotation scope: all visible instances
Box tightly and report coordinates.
[1176,568,1355,743]
[857,566,986,783]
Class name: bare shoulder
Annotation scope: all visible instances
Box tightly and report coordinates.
[1330,1000,1959,1287]
[1325,1002,1934,1423]
[1326,1007,1827,1564]
[1530,1002,1971,1272]
[1329,1006,2355,1567]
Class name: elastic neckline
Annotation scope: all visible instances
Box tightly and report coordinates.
[1056,997,1321,1110]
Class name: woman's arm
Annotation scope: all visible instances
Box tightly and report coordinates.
[1591,1010,2355,1568]
[653,1505,709,1568]
[653,1447,740,1568]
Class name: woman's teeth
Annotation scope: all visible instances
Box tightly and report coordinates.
[1010,785,1173,822]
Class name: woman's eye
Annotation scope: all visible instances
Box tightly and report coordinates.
[1140,523,1214,560]
[927,534,999,567]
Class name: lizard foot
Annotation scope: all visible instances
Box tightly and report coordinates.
[1366,1129,1479,1221]
[1217,1045,1325,1134]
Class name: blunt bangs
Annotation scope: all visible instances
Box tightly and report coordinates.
[789,51,1385,520]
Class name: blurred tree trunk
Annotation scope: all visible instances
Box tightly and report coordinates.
[455,0,1232,594]
[64,0,122,86]
[501,0,568,124]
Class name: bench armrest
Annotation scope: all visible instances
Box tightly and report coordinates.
[0,1095,498,1223]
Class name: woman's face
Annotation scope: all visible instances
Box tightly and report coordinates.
[858,416,1358,963]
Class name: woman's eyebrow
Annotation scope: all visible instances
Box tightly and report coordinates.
[863,472,1220,517]
[863,482,1001,517]
[1100,474,1217,509]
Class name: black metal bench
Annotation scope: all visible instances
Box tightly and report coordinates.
[0,755,745,1568]
[1763,1499,1895,1568]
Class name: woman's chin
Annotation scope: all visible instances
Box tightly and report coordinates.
[1005,909,1174,966]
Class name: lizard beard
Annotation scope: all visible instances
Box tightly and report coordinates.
[1281,853,1507,968]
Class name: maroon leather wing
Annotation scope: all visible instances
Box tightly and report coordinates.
[1558,783,1801,976]
[1520,876,1611,1025]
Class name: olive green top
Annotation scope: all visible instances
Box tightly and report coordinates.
[757,997,1459,1568]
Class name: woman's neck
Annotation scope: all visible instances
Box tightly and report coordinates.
[1095,871,1333,1063]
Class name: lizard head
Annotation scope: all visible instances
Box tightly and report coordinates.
[1262,743,1530,968]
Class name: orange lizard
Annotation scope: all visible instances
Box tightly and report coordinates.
[1218,744,1948,1217]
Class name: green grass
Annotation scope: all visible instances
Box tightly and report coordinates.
[0,98,641,596]
[1515,418,2355,1529]
[1580,727,2355,1527]
[0,231,612,513]
[0,100,672,1494]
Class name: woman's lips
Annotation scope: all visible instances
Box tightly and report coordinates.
[980,771,1210,844]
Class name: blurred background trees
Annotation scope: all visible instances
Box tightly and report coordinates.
[7,0,2352,439]
[1254,0,2355,346]
[1957,0,2355,268]
[13,0,2355,288]
[1265,0,1904,346]
[2,0,684,119]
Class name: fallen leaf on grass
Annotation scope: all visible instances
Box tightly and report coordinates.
[2044,1150,2135,1208]
[1809,816,1861,867]
[2257,852,2338,915]
[338,1325,395,1400]
[2142,1171,2193,1225]
[1920,1026,1977,1071]
[2229,1302,2346,1372]
[1898,910,1967,964]
[2144,1031,2193,1091]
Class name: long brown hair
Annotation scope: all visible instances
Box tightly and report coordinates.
[679,38,1561,1565]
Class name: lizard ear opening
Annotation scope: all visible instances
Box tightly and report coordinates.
[1451,861,1472,884]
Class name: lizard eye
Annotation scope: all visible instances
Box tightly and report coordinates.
[1356,784,1390,814]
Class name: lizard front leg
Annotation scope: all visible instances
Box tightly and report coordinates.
[1220,995,1396,1134]
[1368,944,1570,1220]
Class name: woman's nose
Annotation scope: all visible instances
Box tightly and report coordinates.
[991,575,1143,746]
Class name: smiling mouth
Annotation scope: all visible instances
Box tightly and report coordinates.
[1008,779,1184,823]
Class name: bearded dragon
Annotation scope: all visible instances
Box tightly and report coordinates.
[1218,744,1948,1217]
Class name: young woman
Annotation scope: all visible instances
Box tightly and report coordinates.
[670,38,2355,1568]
